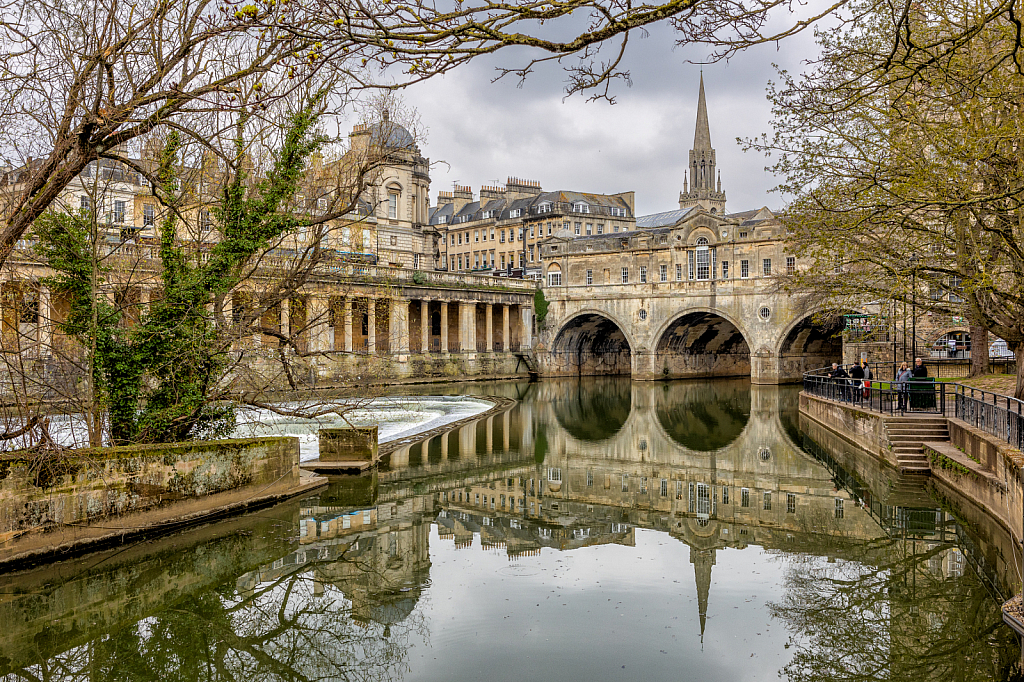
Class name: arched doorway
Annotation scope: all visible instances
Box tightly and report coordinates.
[778,314,844,381]
[933,331,970,359]
[654,312,750,379]
[551,313,632,376]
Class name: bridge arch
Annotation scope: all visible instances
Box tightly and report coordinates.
[550,310,635,376]
[652,309,751,379]
[551,377,633,442]
[653,379,752,451]
[776,312,844,380]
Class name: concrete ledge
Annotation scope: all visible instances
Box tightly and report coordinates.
[922,441,1006,490]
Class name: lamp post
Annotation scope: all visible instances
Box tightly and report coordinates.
[910,253,920,361]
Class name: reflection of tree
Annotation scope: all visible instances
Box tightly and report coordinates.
[771,540,1023,682]
[2,557,427,682]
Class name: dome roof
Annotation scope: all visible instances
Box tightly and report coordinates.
[368,110,416,150]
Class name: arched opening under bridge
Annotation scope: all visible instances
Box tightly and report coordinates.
[654,312,750,379]
[552,378,632,442]
[778,314,844,381]
[550,313,632,377]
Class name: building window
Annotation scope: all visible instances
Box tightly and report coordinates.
[586,269,593,285]
[80,195,90,211]
[388,193,398,219]
[676,263,682,281]
[696,238,710,280]
[835,498,844,519]
[639,265,647,283]
[586,223,593,235]
[722,487,729,504]
[597,224,604,234]
[722,261,729,279]
[660,264,668,282]
[529,246,535,262]
[621,267,629,284]
[741,260,750,278]
[500,230,506,243]
[574,222,582,236]
[538,202,552,213]
[786,256,796,274]
[510,209,521,218]
[475,254,480,268]
[621,474,629,492]
[787,493,796,514]
[660,478,668,496]
[763,492,772,510]
[500,254,506,269]
[414,254,420,268]
[531,225,536,237]
[113,200,126,223]
[763,258,772,276]
[548,271,561,286]
[143,203,155,226]
[474,230,479,242]
[573,202,589,213]
[741,488,750,507]
[587,470,593,487]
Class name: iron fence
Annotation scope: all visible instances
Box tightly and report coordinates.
[804,364,1024,451]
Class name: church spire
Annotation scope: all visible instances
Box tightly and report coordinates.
[691,546,717,641]
[679,73,726,214]
[693,72,712,153]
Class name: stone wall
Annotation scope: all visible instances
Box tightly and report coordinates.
[797,392,895,464]
[928,420,1024,543]
[0,436,309,567]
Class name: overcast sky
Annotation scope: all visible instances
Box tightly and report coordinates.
[399,20,821,217]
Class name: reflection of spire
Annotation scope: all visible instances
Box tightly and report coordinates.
[690,546,716,641]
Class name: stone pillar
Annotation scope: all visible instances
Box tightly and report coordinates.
[420,300,429,352]
[441,431,450,459]
[390,298,409,354]
[460,302,476,354]
[485,416,493,454]
[485,303,493,353]
[440,302,449,353]
[503,409,510,451]
[280,299,290,342]
[367,298,376,353]
[502,304,510,351]
[308,296,329,351]
[38,285,52,351]
[343,298,353,353]
[522,307,533,349]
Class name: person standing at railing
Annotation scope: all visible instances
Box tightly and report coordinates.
[850,362,865,403]
[910,357,935,409]
[828,363,850,401]
[896,362,913,411]
[860,360,873,400]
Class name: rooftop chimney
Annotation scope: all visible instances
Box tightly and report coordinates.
[505,177,543,200]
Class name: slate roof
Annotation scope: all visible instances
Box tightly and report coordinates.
[636,207,695,228]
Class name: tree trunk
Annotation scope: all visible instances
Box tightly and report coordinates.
[1015,346,1024,400]
[969,323,990,377]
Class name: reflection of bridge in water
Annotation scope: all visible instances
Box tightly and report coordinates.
[0,379,1008,678]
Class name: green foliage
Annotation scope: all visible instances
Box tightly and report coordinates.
[534,287,549,326]
[37,100,327,445]
[412,270,427,285]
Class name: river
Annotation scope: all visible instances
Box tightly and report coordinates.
[0,378,1020,681]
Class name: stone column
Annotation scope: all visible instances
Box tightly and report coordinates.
[390,298,409,354]
[522,306,533,349]
[280,299,290,343]
[343,298,353,353]
[308,296,329,352]
[485,416,493,454]
[485,303,493,353]
[502,304,510,352]
[367,298,376,353]
[460,302,476,354]
[38,285,52,351]
[441,431,450,459]
[440,302,449,353]
[420,300,429,353]
[503,410,511,451]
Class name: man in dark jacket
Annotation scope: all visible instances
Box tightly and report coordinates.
[828,363,850,400]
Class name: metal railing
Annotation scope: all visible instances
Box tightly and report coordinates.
[804,364,1024,450]
[803,366,947,415]
[954,385,1024,451]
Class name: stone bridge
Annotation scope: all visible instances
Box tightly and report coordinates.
[534,277,842,384]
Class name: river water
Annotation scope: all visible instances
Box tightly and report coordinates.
[1,378,1021,681]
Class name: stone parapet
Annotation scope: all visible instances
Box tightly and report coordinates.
[0,436,322,568]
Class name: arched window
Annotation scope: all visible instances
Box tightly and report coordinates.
[547,263,562,287]
[695,237,710,280]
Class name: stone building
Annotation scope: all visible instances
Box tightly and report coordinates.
[429,179,636,280]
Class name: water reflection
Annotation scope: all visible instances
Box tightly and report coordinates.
[0,378,1020,681]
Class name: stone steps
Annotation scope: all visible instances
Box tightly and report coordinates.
[884,416,951,475]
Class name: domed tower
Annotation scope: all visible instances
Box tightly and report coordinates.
[679,74,727,215]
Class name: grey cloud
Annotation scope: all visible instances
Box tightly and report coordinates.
[404,21,821,215]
